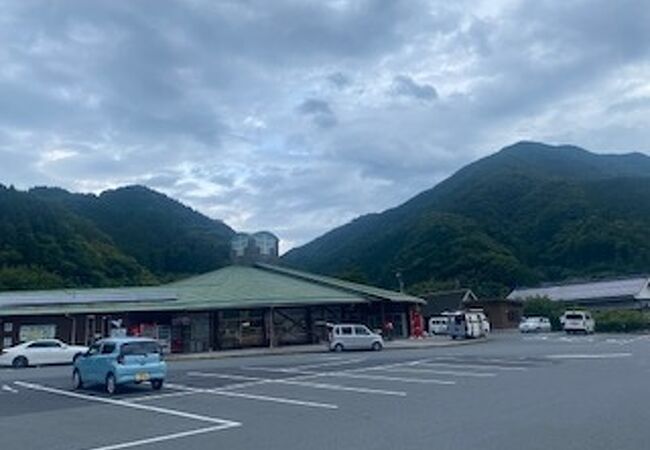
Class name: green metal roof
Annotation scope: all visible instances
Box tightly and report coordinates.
[257,263,425,304]
[0,265,415,316]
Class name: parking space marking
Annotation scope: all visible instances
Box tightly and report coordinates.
[14,381,241,426]
[371,367,497,377]
[85,424,238,450]
[323,372,456,385]
[127,390,201,402]
[416,362,528,371]
[288,357,367,370]
[166,382,339,409]
[187,371,261,381]
[546,352,632,359]
[187,371,407,396]
[275,378,407,396]
[2,384,19,393]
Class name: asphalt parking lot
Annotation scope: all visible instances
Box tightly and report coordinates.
[2,332,650,450]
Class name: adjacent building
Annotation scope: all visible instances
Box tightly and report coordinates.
[507,276,650,311]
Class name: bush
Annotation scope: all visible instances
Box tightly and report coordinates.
[593,310,650,333]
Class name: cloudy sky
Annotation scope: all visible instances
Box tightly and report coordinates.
[1,0,649,251]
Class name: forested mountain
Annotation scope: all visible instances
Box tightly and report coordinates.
[0,185,234,290]
[282,142,650,296]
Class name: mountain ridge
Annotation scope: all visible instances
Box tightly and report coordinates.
[0,184,235,290]
[282,142,650,296]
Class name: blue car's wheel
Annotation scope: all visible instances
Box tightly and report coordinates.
[106,373,118,395]
[151,379,163,391]
[72,369,83,390]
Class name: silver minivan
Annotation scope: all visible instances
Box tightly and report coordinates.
[328,324,384,352]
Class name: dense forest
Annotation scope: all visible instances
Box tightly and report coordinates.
[282,142,650,297]
[0,185,234,290]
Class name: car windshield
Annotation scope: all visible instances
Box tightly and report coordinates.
[120,342,160,355]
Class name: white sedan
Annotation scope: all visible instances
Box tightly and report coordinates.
[519,317,552,333]
[0,339,88,368]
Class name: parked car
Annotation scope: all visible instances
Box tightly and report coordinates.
[72,337,166,395]
[328,324,383,352]
[0,339,88,368]
[428,316,449,335]
[448,312,485,339]
[477,312,491,334]
[519,317,552,333]
[562,311,595,334]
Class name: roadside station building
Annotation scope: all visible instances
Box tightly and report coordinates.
[0,233,424,352]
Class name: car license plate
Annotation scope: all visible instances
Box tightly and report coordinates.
[135,372,150,382]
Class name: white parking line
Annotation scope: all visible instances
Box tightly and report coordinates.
[323,372,456,385]
[416,362,528,371]
[212,389,339,408]
[14,381,241,426]
[187,371,261,381]
[84,424,237,450]
[546,353,632,359]
[187,371,406,396]
[373,367,497,377]
[127,390,200,402]
[275,379,407,396]
[2,384,19,393]
[14,381,241,450]
[289,358,367,370]
[166,382,338,409]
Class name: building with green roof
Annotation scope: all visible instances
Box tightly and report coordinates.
[0,260,424,352]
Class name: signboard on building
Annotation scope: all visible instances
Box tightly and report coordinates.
[19,324,56,342]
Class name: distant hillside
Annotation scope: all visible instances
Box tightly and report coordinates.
[31,185,235,278]
[0,186,154,290]
[0,185,235,290]
[282,142,650,296]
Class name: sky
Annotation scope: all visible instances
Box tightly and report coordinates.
[1,0,650,252]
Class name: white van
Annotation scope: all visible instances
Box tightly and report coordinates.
[447,312,485,339]
[428,316,449,335]
[328,324,384,352]
[562,311,595,334]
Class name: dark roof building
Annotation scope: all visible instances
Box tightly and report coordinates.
[507,276,650,310]
[421,289,477,317]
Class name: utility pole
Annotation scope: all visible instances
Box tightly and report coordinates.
[395,271,404,293]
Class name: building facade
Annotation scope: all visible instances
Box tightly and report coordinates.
[0,263,424,352]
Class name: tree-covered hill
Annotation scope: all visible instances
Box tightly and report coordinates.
[282,142,650,296]
[0,186,154,290]
[31,185,235,279]
[0,185,235,290]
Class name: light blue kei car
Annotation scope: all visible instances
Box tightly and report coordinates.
[72,337,166,395]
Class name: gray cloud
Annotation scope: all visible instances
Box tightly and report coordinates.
[327,72,351,89]
[297,98,338,128]
[391,75,438,101]
[1,0,649,250]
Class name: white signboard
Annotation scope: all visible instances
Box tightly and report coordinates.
[19,324,56,342]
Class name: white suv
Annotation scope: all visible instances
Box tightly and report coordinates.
[328,324,383,352]
[562,311,595,334]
